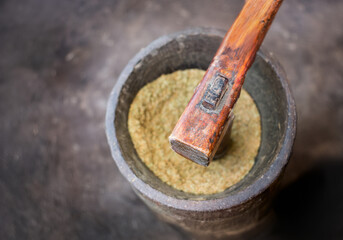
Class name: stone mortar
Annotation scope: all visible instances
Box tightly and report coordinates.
[105,28,296,236]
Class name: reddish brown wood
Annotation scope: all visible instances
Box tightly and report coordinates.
[169,0,283,166]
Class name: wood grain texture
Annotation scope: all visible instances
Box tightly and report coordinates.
[169,0,283,166]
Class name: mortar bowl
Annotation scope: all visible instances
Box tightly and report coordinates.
[105,28,296,236]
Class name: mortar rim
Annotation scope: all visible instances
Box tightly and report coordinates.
[105,27,296,212]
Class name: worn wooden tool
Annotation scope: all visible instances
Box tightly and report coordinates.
[169,0,283,166]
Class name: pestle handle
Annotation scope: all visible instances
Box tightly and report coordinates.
[169,0,283,166]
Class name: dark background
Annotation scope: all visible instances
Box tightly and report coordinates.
[1,0,342,239]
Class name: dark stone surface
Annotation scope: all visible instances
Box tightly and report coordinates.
[0,0,342,239]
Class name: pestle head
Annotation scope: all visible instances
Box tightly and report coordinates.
[169,111,235,166]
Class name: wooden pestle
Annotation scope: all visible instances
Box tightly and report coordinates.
[169,0,283,166]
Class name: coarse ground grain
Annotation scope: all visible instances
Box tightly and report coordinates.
[128,69,261,194]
